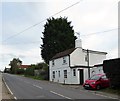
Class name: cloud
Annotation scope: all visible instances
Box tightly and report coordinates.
[0,0,118,71]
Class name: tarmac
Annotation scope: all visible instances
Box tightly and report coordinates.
[1,73,120,100]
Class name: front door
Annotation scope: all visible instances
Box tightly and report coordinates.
[79,69,84,85]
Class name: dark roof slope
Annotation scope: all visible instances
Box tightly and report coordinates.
[51,48,76,60]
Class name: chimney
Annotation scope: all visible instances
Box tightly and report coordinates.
[75,39,82,48]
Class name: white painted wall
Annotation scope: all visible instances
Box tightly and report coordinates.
[90,66,104,77]
[49,47,106,84]
[49,56,70,83]
[70,48,87,67]
[89,53,106,66]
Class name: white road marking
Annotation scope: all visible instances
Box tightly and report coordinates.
[3,78,13,95]
[14,96,17,100]
[50,91,72,99]
[33,84,43,89]
[2,77,17,100]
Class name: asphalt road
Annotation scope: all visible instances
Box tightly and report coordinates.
[2,73,118,100]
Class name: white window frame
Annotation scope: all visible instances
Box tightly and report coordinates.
[63,57,67,64]
[64,70,67,78]
[85,55,88,62]
[73,69,76,76]
[53,71,55,78]
[58,71,60,77]
[52,60,55,66]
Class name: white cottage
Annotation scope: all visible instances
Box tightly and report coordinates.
[49,39,107,84]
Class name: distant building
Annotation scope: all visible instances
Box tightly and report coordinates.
[49,39,107,84]
[18,65,30,70]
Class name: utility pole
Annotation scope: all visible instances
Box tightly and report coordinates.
[87,49,90,78]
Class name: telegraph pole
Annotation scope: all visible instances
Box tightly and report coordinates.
[87,49,90,78]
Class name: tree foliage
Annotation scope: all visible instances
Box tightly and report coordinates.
[25,63,49,80]
[9,58,22,74]
[41,17,76,63]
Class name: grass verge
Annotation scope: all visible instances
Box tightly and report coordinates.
[24,75,43,80]
[99,88,120,96]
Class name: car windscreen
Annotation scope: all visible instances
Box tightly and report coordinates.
[90,75,100,80]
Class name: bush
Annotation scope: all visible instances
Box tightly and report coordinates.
[16,68,25,74]
[25,66,35,76]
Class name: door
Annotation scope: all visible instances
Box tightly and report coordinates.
[79,69,84,85]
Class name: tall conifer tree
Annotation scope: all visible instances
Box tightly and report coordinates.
[41,17,76,63]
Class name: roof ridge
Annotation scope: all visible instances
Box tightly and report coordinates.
[51,48,76,60]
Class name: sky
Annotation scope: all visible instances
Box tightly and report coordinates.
[0,0,119,71]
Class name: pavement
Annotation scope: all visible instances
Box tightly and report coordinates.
[0,73,14,100]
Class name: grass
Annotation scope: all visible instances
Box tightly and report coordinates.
[99,88,120,95]
[24,75,44,80]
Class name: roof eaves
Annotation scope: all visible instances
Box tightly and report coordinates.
[51,48,75,60]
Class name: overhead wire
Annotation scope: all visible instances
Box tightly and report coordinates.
[81,28,119,37]
[2,1,80,42]
[2,27,119,45]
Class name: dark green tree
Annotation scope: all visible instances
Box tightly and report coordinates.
[41,17,76,63]
[9,58,22,74]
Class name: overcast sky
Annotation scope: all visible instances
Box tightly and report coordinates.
[0,0,119,71]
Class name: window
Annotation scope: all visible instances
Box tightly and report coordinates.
[63,57,67,64]
[58,71,60,77]
[64,70,67,78]
[52,60,55,66]
[85,55,88,62]
[73,69,76,76]
[53,71,55,78]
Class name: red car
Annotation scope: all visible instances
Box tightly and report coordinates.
[83,74,110,90]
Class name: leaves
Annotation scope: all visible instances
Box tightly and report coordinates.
[9,58,22,74]
[41,17,76,63]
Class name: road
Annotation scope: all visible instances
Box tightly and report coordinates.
[2,73,118,100]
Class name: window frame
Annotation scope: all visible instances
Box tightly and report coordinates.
[52,60,55,66]
[58,71,60,77]
[64,70,67,78]
[63,57,67,64]
[53,71,55,78]
[73,69,76,76]
[85,55,88,62]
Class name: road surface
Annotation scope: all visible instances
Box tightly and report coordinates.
[2,73,118,100]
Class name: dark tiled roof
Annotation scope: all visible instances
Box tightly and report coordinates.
[51,48,76,60]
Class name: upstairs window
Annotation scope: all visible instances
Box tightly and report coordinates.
[58,71,60,77]
[85,55,88,62]
[63,57,67,64]
[73,69,76,76]
[52,60,55,66]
